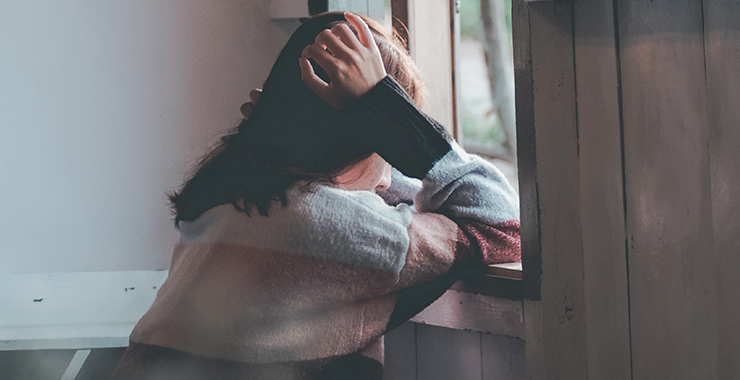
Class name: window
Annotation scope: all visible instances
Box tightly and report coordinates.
[393,0,522,298]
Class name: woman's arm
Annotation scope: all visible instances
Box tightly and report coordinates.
[351,75,520,267]
[300,12,520,332]
[299,10,521,278]
[344,75,520,329]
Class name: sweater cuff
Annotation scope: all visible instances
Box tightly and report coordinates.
[349,76,452,179]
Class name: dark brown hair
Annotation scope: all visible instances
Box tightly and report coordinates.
[169,12,424,225]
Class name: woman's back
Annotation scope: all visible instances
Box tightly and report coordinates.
[111,12,520,380]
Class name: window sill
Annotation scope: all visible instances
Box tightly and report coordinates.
[1,271,167,351]
[453,262,523,300]
[409,263,524,338]
[2,265,524,351]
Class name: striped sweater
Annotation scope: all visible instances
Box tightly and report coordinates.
[111,77,520,380]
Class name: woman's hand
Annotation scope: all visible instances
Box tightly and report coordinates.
[299,12,387,110]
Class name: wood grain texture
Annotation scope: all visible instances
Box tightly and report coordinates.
[406,0,455,132]
[390,0,409,49]
[704,0,740,378]
[383,322,417,380]
[410,289,524,338]
[616,1,718,378]
[522,1,589,379]
[481,335,525,380]
[452,275,522,300]
[512,0,541,301]
[450,0,462,139]
[572,0,632,378]
[522,300,545,380]
[416,324,482,380]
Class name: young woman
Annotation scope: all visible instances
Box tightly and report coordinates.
[111,12,520,380]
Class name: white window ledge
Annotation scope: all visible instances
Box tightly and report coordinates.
[2,266,523,351]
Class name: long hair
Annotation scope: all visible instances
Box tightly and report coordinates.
[169,12,424,225]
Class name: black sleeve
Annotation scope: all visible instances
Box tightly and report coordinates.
[348,76,453,179]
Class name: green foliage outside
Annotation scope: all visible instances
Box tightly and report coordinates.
[459,0,512,40]
[459,0,481,38]
[462,104,506,145]
[458,0,513,147]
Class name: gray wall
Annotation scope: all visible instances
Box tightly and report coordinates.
[0,1,300,274]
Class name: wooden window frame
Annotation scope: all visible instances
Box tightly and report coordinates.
[394,0,524,301]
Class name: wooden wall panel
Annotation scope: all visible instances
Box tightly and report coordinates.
[572,1,632,378]
[415,324,482,380]
[616,1,718,379]
[383,322,417,380]
[480,335,525,380]
[704,1,740,378]
[512,0,541,302]
[515,1,588,378]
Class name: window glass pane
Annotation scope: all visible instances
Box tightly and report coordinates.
[459,0,518,192]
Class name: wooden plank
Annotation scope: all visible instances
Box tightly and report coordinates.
[0,349,76,380]
[450,0,462,140]
[383,322,417,380]
[452,275,522,300]
[1,325,136,351]
[512,0,541,302]
[410,289,524,338]
[0,271,167,350]
[391,0,409,49]
[616,1,718,379]
[416,324,482,380]
[481,335,525,380]
[407,0,455,133]
[487,262,522,278]
[704,1,740,379]
[518,1,588,379]
[572,0,632,379]
[522,300,545,380]
[450,263,523,301]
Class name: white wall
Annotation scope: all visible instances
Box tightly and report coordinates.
[0,1,301,273]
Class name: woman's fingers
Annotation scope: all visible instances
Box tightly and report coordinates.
[302,43,338,75]
[299,57,331,97]
[344,12,373,49]
[330,23,361,51]
[300,14,386,110]
[315,29,352,59]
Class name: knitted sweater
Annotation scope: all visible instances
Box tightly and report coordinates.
[111,77,521,380]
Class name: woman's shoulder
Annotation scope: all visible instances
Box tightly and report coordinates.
[175,184,416,271]
[296,184,414,226]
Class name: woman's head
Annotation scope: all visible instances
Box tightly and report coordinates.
[170,12,423,223]
[335,153,392,192]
